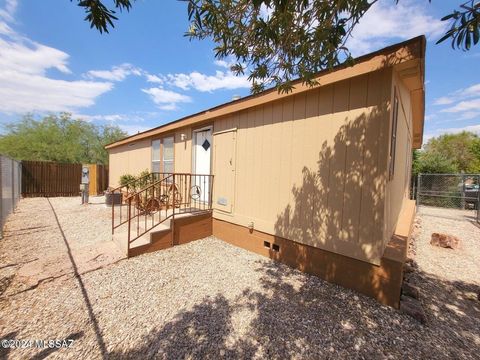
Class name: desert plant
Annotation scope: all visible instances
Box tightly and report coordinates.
[119,174,136,187]
[136,169,153,189]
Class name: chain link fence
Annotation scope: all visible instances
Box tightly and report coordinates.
[1,155,22,238]
[416,173,480,222]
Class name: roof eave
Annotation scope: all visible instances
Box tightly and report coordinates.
[105,35,426,150]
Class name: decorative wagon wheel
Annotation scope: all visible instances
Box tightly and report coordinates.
[158,194,169,209]
[144,198,161,215]
[130,193,145,213]
[167,183,182,208]
[123,187,136,204]
[190,185,202,200]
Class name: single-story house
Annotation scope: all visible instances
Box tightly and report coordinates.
[106,36,425,308]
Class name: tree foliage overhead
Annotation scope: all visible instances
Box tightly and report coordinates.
[0,113,127,164]
[413,131,480,175]
[75,0,480,93]
[186,0,373,93]
[437,0,480,50]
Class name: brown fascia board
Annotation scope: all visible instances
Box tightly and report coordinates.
[105,35,426,150]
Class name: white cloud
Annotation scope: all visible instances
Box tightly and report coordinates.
[0,70,112,113]
[165,70,250,92]
[85,63,142,82]
[145,73,164,83]
[73,112,151,124]
[213,60,231,69]
[347,0,446,55]
[435,83,480,106]
[141,87,191,110]
[441,98,480,113]
[0,1,115,114]
[429,83,480,128]
[462,83,480,97]
[434,97,455,106]
[0,37,71,74]
[0,0,17,22]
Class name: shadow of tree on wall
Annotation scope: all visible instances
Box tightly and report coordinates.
[271,93,392,301]
[107,257,479,359]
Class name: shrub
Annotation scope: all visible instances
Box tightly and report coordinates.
[119,174,136,187]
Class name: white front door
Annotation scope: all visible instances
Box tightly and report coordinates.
[193,127,212,203]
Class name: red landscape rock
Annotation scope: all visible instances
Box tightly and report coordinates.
[430,233,460,250]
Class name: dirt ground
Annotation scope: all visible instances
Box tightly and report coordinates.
[0,199,479,359]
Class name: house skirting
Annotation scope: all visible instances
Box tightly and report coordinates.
[212,200,416,308]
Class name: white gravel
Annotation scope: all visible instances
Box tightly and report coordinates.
[0,200,479,359]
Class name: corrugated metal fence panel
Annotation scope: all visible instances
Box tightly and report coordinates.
[0,155,21,238]
[21,161,82,197]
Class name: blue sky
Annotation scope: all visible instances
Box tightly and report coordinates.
[0,0,479,142]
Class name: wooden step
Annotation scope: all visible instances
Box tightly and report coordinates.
[112,220,171,256]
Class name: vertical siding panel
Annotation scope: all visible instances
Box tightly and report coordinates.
[358,70,385,258]
[342,74,368,244]
[231,112,241,213]
[260,103,274,222]
[277,98,294,237]
[270,101,284,231]
[327,79,350,243]
[234,111,247,216]
[379,69,392,251]
[216,117,226,132]
[305,89,321,245]
[252,106,265,220]
[290,93,307,240]
[317,85,334,242]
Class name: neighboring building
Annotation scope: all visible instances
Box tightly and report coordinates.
[106,36,425,308]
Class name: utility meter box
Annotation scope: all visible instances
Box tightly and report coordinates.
[81,166,90,184]
[80,166,90,204]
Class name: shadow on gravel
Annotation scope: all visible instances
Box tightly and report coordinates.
[108,258,479,359]
[0,331,18,360]
[46,198,108,360]
[29,331,84,360]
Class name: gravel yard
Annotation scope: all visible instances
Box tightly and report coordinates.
[0,200,479,359]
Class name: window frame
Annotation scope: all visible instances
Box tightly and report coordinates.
[151,139,161,173]
[389,88,399,181]
[162,136,174,174]
[151,136,175,174]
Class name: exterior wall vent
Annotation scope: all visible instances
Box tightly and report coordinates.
[263,241,271,249]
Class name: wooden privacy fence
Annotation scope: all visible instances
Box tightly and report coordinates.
[22,161,108,197]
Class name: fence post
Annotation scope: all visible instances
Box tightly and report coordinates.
[477,175,480,224]
[11,158,15,213]
[416,173,421,209]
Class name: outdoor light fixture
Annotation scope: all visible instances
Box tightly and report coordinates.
[180,133,187,141]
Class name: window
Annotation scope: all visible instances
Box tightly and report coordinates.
[389,90,399,180]
[162,136,174,173]
[152,139,160,172]
[152,137,174,173]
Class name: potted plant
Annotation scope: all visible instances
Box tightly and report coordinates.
[104,187,122,206]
